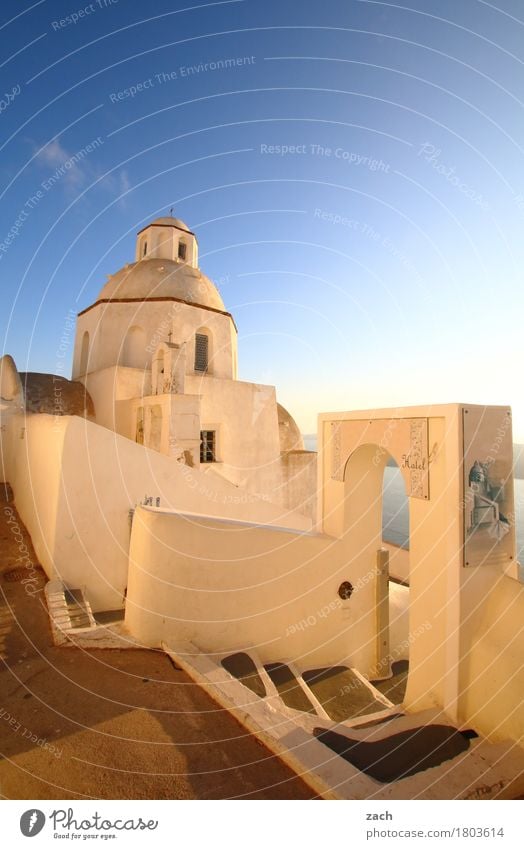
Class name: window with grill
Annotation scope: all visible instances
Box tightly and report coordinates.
[178,241,187,260]
[194,333,209,372]
[200,430,216,463]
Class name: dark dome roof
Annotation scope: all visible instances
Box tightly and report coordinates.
[20,373,94,417]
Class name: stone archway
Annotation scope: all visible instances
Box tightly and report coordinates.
[335,444,409,683]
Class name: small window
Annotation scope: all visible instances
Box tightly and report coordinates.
[142,240,148,257]
[178,241,187,260]
[194,332,209,372]
[200,430,216,463]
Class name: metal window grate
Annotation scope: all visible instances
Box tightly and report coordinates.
[178,241,187,260]
[200,430,215,463]
[194,333,209,372]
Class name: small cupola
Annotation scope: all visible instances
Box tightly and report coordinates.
[135,216,198,268]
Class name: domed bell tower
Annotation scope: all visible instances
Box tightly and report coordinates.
[135,216,198,268]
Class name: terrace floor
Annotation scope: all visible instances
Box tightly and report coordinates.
[0,486,316,800]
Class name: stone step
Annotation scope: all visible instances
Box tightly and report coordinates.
[45,580,97,633]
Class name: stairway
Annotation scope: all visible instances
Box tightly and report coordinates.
[45,579,97,637]
[163,641,524,800]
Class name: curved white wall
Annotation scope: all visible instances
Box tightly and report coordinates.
[126,506,391,675]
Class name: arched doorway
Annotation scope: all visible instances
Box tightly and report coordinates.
[319,409,474,722]
[339,444,411,701]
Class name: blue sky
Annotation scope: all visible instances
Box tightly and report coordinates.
[1,0,523,436]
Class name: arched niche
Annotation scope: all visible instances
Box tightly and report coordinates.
[121,325,148,369]
[79,331,90,375]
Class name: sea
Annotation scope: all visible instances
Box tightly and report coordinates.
[302,435,524,579]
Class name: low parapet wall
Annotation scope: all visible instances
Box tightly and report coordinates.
[0,413,311,611]
[126,506,405,677]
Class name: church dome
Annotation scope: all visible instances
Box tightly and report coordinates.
[20,372,95,418]
[137,216,193,235]
[97,259,225,311]
[277,403,304,451]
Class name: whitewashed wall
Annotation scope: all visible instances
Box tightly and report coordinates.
[1,413,311,612]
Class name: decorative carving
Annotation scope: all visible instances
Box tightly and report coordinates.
[404,418,429,499]
[331,421,344,481]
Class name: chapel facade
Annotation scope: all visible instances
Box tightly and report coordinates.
[72,216,316,516]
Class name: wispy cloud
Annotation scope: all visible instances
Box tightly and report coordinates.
[116,169,132,208]
[35,138,85,187]
[31,137,134,209]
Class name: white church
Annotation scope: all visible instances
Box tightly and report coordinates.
[1,214,523,799]
[72,215,316,518]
